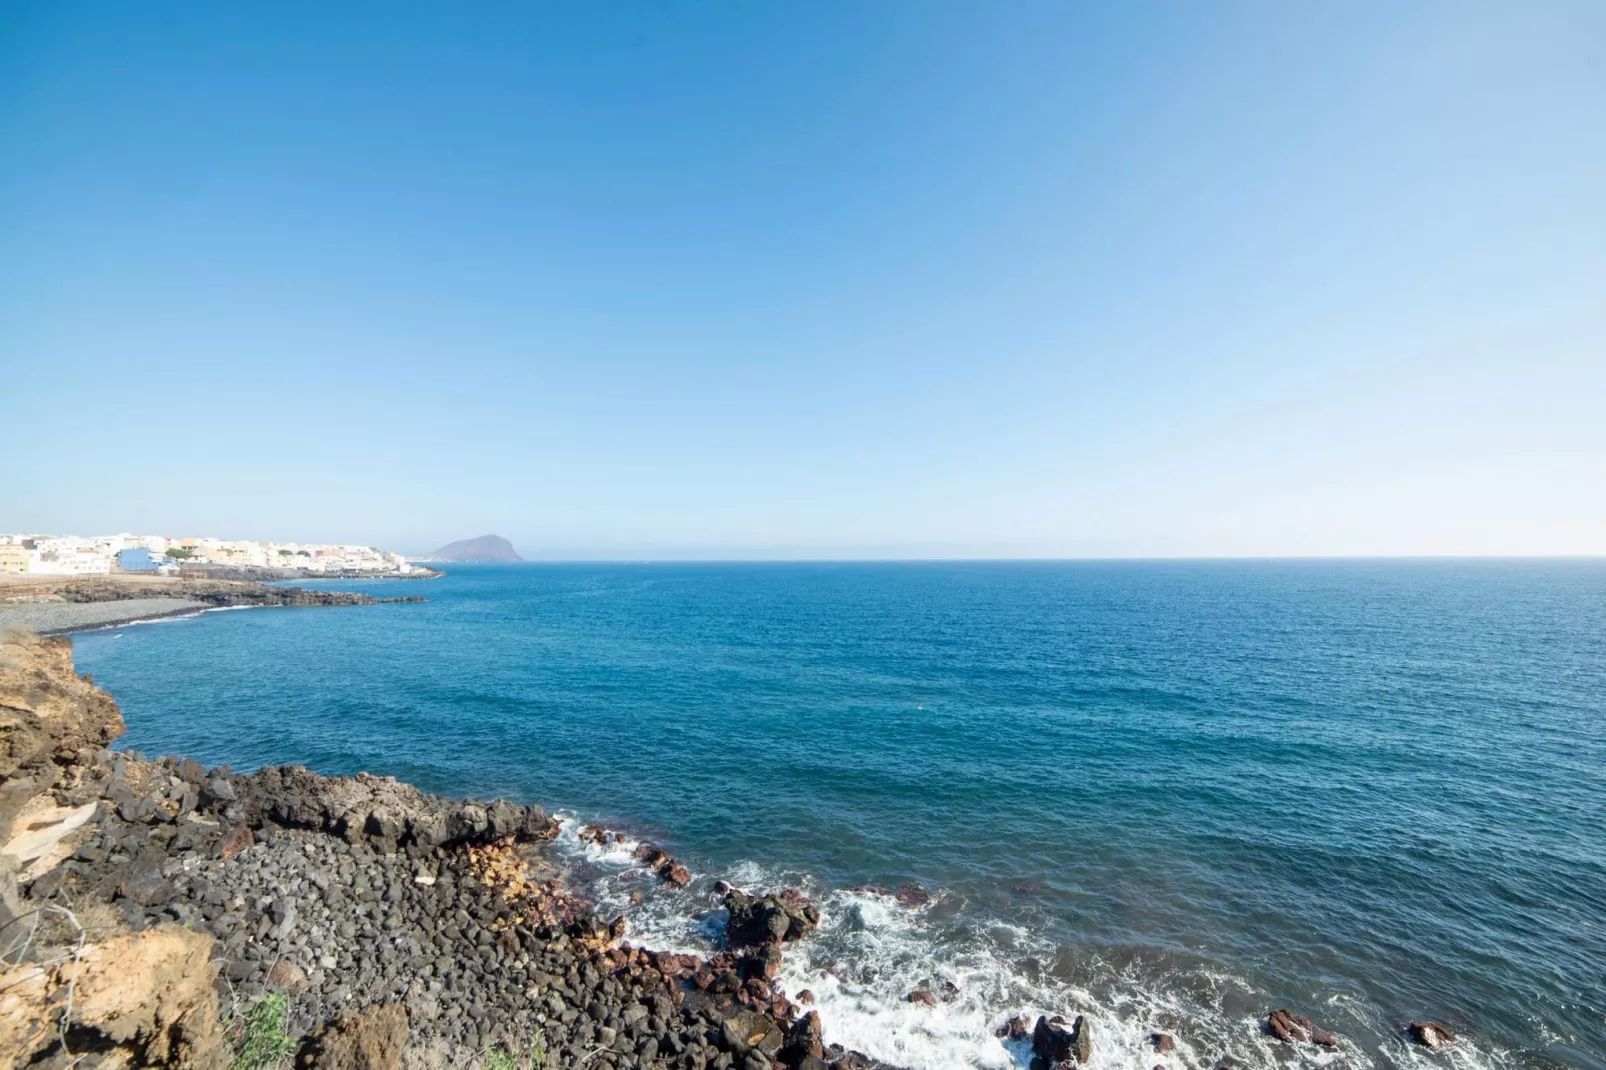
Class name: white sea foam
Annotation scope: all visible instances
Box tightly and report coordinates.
[541,840,1511,1070]
[550,811,646,868]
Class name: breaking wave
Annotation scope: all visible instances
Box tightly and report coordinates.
[547,826,1514,1070]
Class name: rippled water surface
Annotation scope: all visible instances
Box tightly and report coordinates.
[73,561,1606,1068]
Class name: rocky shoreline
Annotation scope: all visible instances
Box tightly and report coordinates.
[0,630,1469,1069]
[54,578,426,610]
[0,631,893,1070]
[0,578,425,636]
[171,566,445,583]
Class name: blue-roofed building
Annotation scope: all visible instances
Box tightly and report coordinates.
[116,547,162,571]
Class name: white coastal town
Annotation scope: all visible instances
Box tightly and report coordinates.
[0,533,417,577]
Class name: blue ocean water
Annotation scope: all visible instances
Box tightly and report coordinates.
[72,561,1606,1069]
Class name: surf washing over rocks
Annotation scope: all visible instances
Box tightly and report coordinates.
[65,560,1606,1068]
[548,818,1504,1070]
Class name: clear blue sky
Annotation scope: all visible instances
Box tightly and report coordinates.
[4,2,1602,558]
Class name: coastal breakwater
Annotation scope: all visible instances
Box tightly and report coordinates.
[0,630,1469,1069]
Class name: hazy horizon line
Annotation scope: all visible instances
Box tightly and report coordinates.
[419,553,1606,564]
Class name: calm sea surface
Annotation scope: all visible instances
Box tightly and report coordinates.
[73,561,1606,1069]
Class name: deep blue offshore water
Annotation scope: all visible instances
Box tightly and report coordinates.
[73,561,1606,1069]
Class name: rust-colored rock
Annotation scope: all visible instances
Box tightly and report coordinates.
[895,882,932,906]
[1152,1031,1176,1053]
[907,989,936,1006]
[1266,1008,1307,1044]
[1408,1020,1456,1050]
[1308,1022,1339,1048]
[298,1002,409,1069]
[786,1009,824,1061]
[218,822,255,859]
[267,959,310,990]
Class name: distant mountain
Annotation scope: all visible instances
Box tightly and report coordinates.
[424,535,523,563]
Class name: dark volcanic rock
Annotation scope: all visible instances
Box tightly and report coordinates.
[635,840,694,886]
[1070,1015,1092,1064]
[225,764,555,852]
[1033,1015,1075,1063]
[59,578,424,608]
[0,632,899,1070]
[723,887,821,947]
[894,882,931,907]
[1408,1020,1457,1050]
[722,1009,784,1057]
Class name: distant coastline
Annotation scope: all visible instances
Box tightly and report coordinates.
[0,572,429,636]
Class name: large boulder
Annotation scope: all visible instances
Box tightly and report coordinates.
[723,887,821,947]
[1408,1020,1456,1050]
[1031,1014,1092,1067]
[1032,1015,1074,1064]
[1266,1008,1307,1043]
[1070,1015,1092,1064]
[1266,1008,1339,1048]
[720,1009,785,1058]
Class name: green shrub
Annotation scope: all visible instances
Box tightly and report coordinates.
[230,992,296,1070]
[483,1031,545,1070]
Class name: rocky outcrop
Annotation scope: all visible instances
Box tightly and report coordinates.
[1,632,902,1070]
[0,925,227,1069]
[1408,1020,1457,1050]
[1029,1014,1092,1068]
[1266,1007,1305,1043]
[58,578,424,608]
[1265,1008,1339,1048]
[0,630,125,923]
[842,882,930,907]
[724,888,821,948]
[635,841,693,887]
[0,632,124,808]
[228,763,558,852]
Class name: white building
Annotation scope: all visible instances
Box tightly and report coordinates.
[29,548,113,575]
[7,532,415,577]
